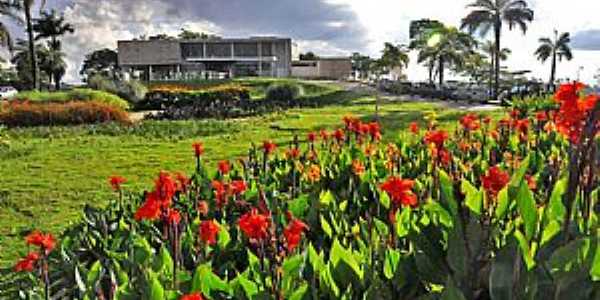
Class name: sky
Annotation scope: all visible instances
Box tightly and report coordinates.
[4,0,600,84]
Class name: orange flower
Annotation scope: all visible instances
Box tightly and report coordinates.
[460,113,481,131]
[175,172,191,192]
[481,166,510,197]
[284,218,309,252]
[368,122,381,141]
[306,164,321,183]
[167,209,181,225]
[333,129,345,142]
[526,175,537,191]
[554,82,598,144]
[352,160,365,176]
[285,148,300,160]
[25,231,56,254]
[239,208,271,241]
[199,220,220,246]
[134,196,161,221]
[197,201,209,216]
[109,175,126,191]
[320,129,329,141]
[535,111,547,122]
[380,177,418,208]
[14,252,39,272]
[230,180,247,196]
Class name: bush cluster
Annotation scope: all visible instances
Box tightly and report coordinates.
[138,84,251,111]
[87,75,148,104]
[0,101,130,127]
[11,88,130,110]
[265,82,302,102]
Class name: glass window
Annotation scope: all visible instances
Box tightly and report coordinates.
[206,43,232,58]
[234,43,258,57]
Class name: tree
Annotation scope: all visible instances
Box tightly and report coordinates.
[33,9,74,90]
[350,52,372,79]
[461,0,534,102]
[178,28,211,40]
[409,19,444,48]
[38,42,65,90]
[80,48,119,79]
[415,26,476,87]
[299,52,318,61]
[11,39,49,88]
[482,40,511,96]
[0,1,20,56]
[371,43,410,119]
[535,30,573,89]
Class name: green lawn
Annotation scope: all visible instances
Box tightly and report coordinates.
[0,88,503,265]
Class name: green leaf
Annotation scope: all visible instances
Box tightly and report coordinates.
[379,191,390,210]
[153,246,174,276]
[547,178,567,222]
[495,187,510,220]
[509,155,530,189]
[320,190,335,206]
[232,273,258,299]
[516,181,537,241]
[191,263,231,296]
[489,239,524,300]
[373,217,389,237]
[514,230,535,270]
[148,275,165,300]
[330,239,363,285]
[86,260,102,287]
[288,283,308,300]
[288,194,310,218]
[218,224,230,249]
[396,207,412,237]
[540,220,561,246]
[438,170,458,218]
[461,179,483,215]
[383,248,401,280]
[321,215,333,238]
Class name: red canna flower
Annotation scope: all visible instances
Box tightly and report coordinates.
[439,149,452,166]
[553,82,598,144]
[285,148,300,159]
[284,218,309,252]
[460,113,481,131]
[424,130,449,149]
[109,175,126,191]
[263,140,277,155]
[320,129,329,141]
[239,208,270,241]
[218,160,231,175]
[134,196,161,221]
[180,293,204,300]
[212,180,228,209]
[175,172,191,192]
[343,115,360,131]
[535,111,547,122]
[25,231,56,254]
[483,116,492,125]
[154,171,178,203]
[14,252,39,272]
[167,209,181,225]
[481,166,510,197]
[231,180,248,196]
[199,220,220,246]
[380,177,418,208]
[192,142,204,158]
[333,129,345,142]
[526,175,537,191]
[514,119,530,134]
[307,132,317,143]
[368,122,381,141]
[198,200,209,216]
[409,122,419,135]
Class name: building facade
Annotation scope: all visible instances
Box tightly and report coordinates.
[291,57,352,80]
[118,37,293,81]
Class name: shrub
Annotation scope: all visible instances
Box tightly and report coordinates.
[11,89,130,110]
[265,82,302,102]
[87,75,148,104]
[139,84,251,111]
[0,101,130,127]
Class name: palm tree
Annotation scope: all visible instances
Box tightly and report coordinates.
[416,26,476,87]
[372,43,410,120]
[11,39,49,87]
[33,9,74,90]
[535,30,573,90]
[0,1,22,56]
[461,0,534,102]
[482,40,511,97]
[8,0,46,90]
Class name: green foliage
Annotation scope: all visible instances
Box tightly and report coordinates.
[87,74,148,104]
[11,88,130,110]
[265,82,302,102]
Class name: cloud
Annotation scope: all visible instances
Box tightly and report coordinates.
[49,0,367,82]
[571,30,600,50]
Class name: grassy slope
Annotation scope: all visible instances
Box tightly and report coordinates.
[0,86,503,264]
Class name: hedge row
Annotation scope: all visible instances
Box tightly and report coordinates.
[0,101,130,127]
[138,84,251,110]
[11,89,130,110]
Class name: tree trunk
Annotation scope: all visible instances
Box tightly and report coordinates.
[428,61,434,84]
[54,72,61,91]
[489,49,495,101]
[494,18,502,103]
[24,1,39,91]
[438,57,444,88]
[550,51,557,91]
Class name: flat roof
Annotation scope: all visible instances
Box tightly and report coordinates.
[118,36,291,44]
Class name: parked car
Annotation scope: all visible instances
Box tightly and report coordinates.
[0,86,18,99]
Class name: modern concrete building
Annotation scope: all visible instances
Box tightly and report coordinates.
[291,57,352,80]
[117,36,293,81]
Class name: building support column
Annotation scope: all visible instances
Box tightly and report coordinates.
[148,65,153,81]
[258,42,262,76]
